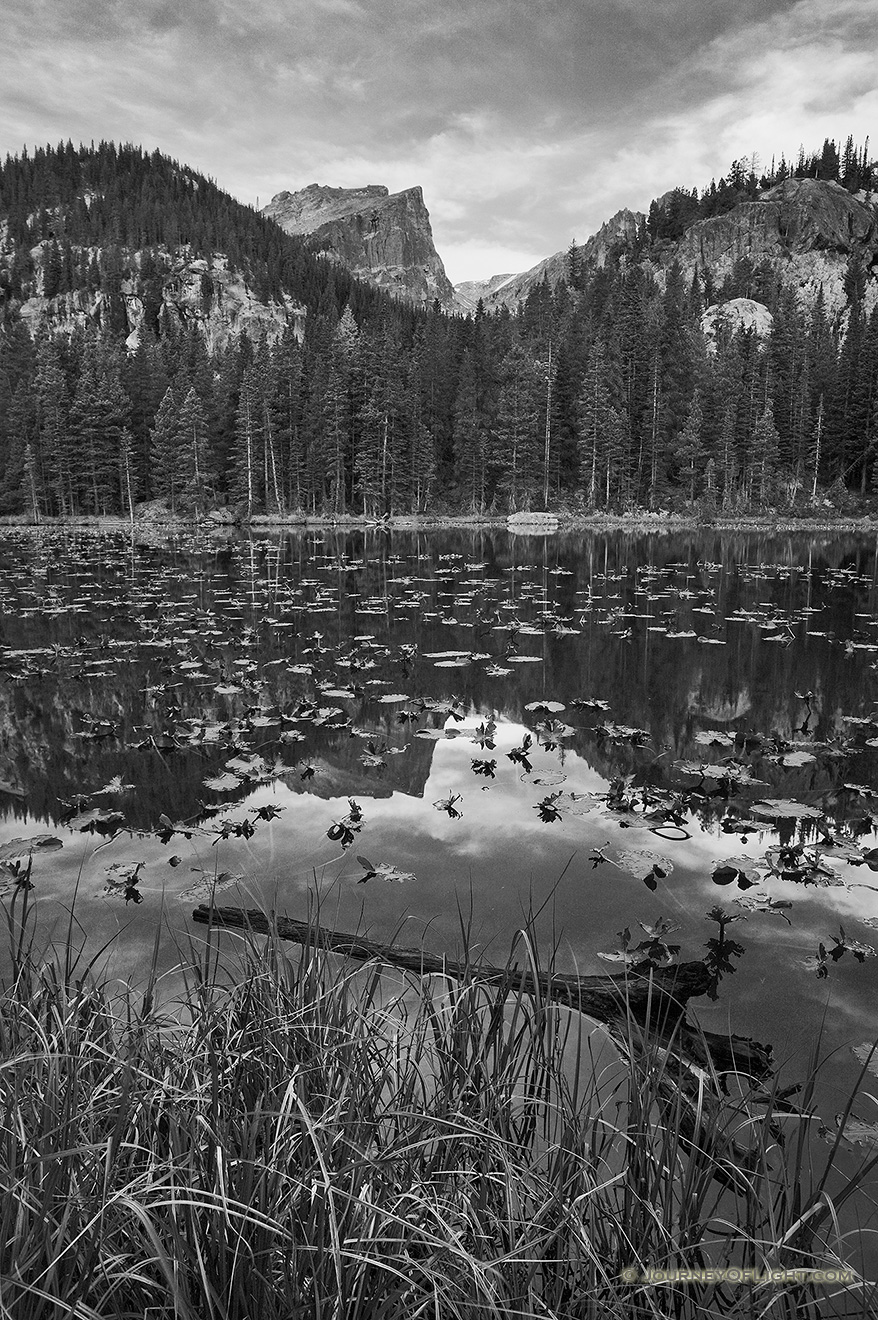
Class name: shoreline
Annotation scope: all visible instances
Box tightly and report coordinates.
[2,510,878,535]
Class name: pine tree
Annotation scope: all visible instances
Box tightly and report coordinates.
[577,340,617,507]
[68,333,131,514]
[176,387,210,511]
[42,239,63,300]
[0,381,36,513]
[654,261,696,499]
[252,340,284,513]
[752,406,780,504]
[674,392,704,501]
[405,372,435,514]
[124,326,168,499]
[493,344,542,511]
[357,323,406,516]
[118,427,138,524]
[452,349,493,512]
[34,336,71,514]
[232,364,265,516]
[271,327,306,510]
[149,386,181,511]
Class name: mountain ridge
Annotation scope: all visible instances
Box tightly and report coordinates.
[455,207,645,312]
[263,182,455,308]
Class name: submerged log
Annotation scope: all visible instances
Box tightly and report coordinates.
[193,904,774,1192]
[191,905,770,1075]
[194,906,705,1012]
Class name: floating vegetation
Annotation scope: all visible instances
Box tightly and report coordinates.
[355,855,415,884]
[1,525,878,1106]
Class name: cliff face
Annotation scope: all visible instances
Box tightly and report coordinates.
[670,178,878,314]
[19,249,305,352]
[263,183,455,308]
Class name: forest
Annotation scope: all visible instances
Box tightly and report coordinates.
[0,138,876,519]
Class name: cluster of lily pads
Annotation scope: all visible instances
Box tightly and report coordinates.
[1,529,878,989]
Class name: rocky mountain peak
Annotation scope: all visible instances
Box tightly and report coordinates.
[262,182,454,307]
[264,184,390,233]
[452,207,646,314]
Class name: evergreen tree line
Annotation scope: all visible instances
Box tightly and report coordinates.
[645,136,873,245]
[3,253,877,519]
[0,140,877,518]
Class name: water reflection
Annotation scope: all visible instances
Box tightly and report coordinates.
[1,525,878,1111]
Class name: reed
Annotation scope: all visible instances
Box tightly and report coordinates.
[0,896,875,1319]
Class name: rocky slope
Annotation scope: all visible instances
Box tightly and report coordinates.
[455,208,644,313]
[670,177,878,314]
[458,179,878,318]
[263,183,455,308]
[18,248,305,352]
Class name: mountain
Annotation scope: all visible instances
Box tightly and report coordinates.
[451,271,518,314]
[455,208,644,312]
[262,183,455,308]
[456,178,878,319]
[2,136,877,524]
[0,142,401,351]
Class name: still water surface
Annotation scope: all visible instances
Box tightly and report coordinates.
[2,524,878,1118]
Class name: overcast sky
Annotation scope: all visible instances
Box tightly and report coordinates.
[2,0,875,282]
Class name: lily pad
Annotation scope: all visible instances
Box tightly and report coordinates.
[522,770,567,786]
[177,870,243,902]
[778,750,817,767]
[734,893,793,921]
[0,834,63,863]
[829,1117,878,1150]
[66,808,125,835]
[851,1043,878,1078]
[694,731,734,747]
[750,799,824,821]
[203,773,241,792]
[615,849,674,889]
[356,856,415,884]
[712,857,763,889]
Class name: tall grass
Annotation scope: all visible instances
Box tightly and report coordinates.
[0,892,876,1319]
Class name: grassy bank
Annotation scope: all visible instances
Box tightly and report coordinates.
[0,895,876,1319]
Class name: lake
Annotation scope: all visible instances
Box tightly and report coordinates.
[2,523,878,1127]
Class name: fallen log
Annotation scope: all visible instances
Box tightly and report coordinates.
[192,903,774,1192]
[194,906,705,1011]
[192,905,771,1076]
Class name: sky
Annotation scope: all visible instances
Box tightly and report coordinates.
[2,0,876,283]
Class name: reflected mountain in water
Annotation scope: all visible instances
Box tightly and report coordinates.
[1,527,878,837]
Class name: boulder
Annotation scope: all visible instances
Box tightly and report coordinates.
[701,298,773,351]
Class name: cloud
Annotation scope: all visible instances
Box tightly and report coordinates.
[0,0,874,281]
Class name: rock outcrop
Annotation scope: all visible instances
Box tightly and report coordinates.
[459,179,878,319]
[263,183,455,308]
[671,178,878,314]
[700,298,774,353]
[18,248,305,352]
